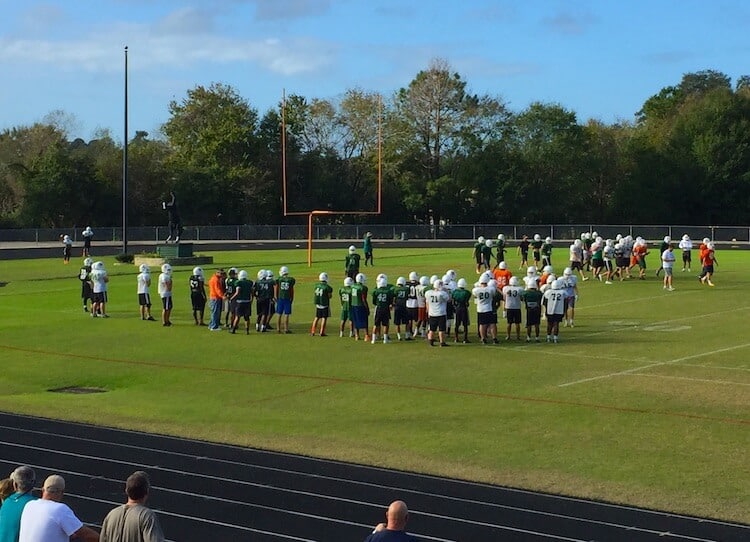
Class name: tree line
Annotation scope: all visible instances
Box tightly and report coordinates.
[1,59,749,229]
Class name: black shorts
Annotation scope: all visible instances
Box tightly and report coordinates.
[374,306,391,326]
[446,303,455,319]
[235,302,251,319]
[477,312,494,326]
[506,308,522,324]
[603,260,613,272]
[81,282,93,300]
[532,250,541,261]
[428,315,447,332]
[475,254,483,264]
[227,299,238,316]
[191,293,206,311]
[703,265,714,274]
[454,306,470,327]
[256,298,271,316]
[138,293,151,307]
[570,261,583,271]
[682,251,691,263]
[547,313,563,324]
[161,296,173,310]
[616,257,629,268]
[393,306,410,326]
[407,307,419,322]
[315,306,330,319]
[526,307,541,326]
[591,258,604,269]
[93,292,106,303]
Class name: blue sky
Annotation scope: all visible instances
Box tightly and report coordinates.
[2,0,749,141]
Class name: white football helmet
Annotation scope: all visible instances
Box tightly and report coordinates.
[432,279,443,290]
[408,271,418,281]
[161,263,171,274]
[419,276,429,286]
[396,276,406,286]
[682,234,689,241]
[527,266,537,275]
[543,265,553,274]
[356,273,366,284]
[446,269,456,281]
[280,265,289,276]
[267,271,275,280]
[376,277,387,288]
[139,264,149,273]
[703,237,710,244]
[480,272,492,284]
[509,276,519,287]
[563,267,572,276]
[592,231,598,238]
[664,236,671,243]
[348,245,356,253]
[534,234,541,241]
[546,275,556,284]
[485,239,493,247]
[228,267,237,276]
[257,269,266,280]
[92,261,105,270]
[478,236,485,244]
[83,258,93,267]
[376,273,387,282]
[429,274,439,284]
[545,236,552,243]
[238,270,248,280]
[457,278,467,288]
[192,267,203,277]
[526,278,538,289]
[497,234,505,241]
[344,277,354,287]
[553,278,564,289]
[499,261,507,270]
[319,272,328,282]
[707,242,715,250]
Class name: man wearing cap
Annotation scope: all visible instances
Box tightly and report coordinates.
[0,466,37,542]
[363,232,374,267]
[18,475,98,542]
[100,471,164,542]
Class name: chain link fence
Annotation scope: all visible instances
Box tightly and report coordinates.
[1,224,748,243]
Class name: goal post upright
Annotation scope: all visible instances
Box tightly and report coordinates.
[281,91,383,267]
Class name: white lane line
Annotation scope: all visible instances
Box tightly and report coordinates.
[680,363,750,372]
[558,343,750,387]
[0,441,741,541]
[2,416,747,531]
[627,373,750,387]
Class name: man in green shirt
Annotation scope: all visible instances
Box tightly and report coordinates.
[274,265,296,334]
[310,272,333,336]
[230,270,254,335]
[0,466,37,542]
[338,277,354,337]
[350,273,370,341]
[224,268,238,329]
[345,245,361,279]
[371,276,395,344]
[451,278,472,343]
[521,282,543,342]
[363,232,374,266]
[392,276,410,340]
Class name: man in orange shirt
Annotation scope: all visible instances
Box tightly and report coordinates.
[699,241,718,286]
[492,262,513,317]
[207,269,226,331]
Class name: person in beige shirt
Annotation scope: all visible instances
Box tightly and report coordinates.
[100,471,164,542]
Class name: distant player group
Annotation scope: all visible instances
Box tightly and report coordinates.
[73,232,718,346]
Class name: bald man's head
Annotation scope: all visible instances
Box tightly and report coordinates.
[386,500,409,529]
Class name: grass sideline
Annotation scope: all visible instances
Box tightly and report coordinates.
[0,247,748,524]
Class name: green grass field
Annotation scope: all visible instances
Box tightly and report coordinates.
[0,247,748,524]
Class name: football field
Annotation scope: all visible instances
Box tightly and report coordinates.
[0,247,747,524]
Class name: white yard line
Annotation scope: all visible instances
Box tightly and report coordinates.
[626,373,750,387]
[558,343,750,387]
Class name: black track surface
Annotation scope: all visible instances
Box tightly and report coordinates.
[0,412,747,541]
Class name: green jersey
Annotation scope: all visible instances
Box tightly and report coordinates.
[393,284,409,308]
[276,275,296,300]
[224,277,238,298]
[234,278,253,302]
[530,239,543,251]
[363,237,372,253]
[338,286,352,311]
[541,242,553,257]
[451,287,472,308]
[473,242,483,258]
[313,281,333,308]
[521,289,543,310]
[345,253,361,273]
[372,286,394,309]
[255,278,274,300]
[350,283,368,307]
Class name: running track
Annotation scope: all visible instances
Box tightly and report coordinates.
[1,412,747,541]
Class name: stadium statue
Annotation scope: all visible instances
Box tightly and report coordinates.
[162,191,183,243]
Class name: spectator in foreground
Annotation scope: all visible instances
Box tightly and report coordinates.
[100,471,164,542]
[364,500,418,541]
[0,465,37,542]
[18,475,98,542]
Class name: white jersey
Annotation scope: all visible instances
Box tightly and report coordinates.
[158,273,172,298]
[603,245,615,261]
[82,229,94,239]
[678,238,692,251]
[90,270,107,293]
[569,244,582,263]
[19,498,83,542]
[563,275,577,298]
[472,285,495,313]
[137,272,151,294]
[406,281,419,308]
[416,284,427,308]
[543,288,566,315]
[502,285,524,310]
[425,288,449,317]
[662,249,676,268]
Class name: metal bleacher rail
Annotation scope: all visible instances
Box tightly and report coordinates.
[1,224,748,244]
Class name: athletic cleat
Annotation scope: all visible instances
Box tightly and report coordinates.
[440,342,448,347]
[493,338,499,344]
[605,280,613,284]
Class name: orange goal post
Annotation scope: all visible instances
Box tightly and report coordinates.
[281,90,383,266]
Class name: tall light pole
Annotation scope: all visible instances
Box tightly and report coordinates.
[122,45,129,254]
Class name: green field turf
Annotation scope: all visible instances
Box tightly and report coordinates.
[0,247,747,524]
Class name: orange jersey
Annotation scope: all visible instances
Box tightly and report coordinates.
[539,272,551,286]
[492,268,513,288]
